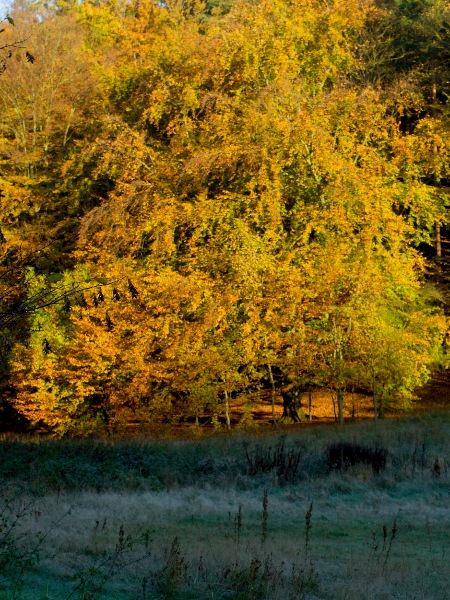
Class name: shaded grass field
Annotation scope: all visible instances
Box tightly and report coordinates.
[0,413,448,599]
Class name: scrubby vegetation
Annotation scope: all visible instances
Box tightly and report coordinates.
[0,414,448,598]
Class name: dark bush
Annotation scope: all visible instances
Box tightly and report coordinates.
[326,442,387,475]
[244,436,302,482]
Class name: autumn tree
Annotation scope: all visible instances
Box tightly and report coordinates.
[2,0,448,434]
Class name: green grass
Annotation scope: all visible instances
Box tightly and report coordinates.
[0,412,449,599]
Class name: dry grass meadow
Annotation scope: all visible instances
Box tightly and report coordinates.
[0,407,448,599]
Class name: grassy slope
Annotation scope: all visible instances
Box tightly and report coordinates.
[0,413,448,599]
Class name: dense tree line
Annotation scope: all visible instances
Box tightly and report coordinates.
[0,0,449,435]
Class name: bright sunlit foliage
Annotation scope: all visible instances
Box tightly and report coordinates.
[1,0,450,434]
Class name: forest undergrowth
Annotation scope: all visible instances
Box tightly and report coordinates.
[0,413,448,599]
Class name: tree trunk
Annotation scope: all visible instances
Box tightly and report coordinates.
[224,390,231,431]
[281,390,301,422]
[267,363,279,430]
[333,318,344,424]
[373,388,378,421]
[432,81,442,258]
[337,387,344,424]
[372,365,378,421]
[436,222,442,258]
[308,390,312,422]
[351,386,355,419]
[379,386,385,419]
[330,389,337,421]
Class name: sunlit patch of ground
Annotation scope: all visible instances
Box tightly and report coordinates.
[413,368,450,413]
[247,389,377,425]
[224,370,450,429]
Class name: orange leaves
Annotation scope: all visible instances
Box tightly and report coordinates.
[3,0,450,434]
